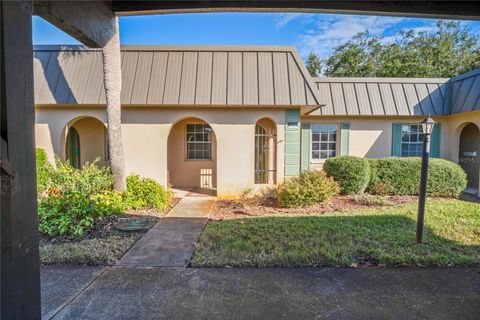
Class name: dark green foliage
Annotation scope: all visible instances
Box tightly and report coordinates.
[322,21,480,78]
[306,52,322,77]
[38,160,122,237]
[36,148,54,194]
[49,159,114,196]
[278,171,340,208]
[37,161,171,237]
[124,174,170,211]
[39,190,124,237]
[323,156,371,195]
[368,158,467,197]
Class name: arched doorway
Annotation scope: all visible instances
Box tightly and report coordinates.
[167,118,217,194]
[65,117,108,168]
[255,118,277,184]
[459,123,480,191]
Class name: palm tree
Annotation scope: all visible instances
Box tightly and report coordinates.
[101,17,126,191]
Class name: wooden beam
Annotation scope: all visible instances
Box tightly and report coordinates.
[112,1,480,20]
[1,1,41,318]
[34,0,116,48]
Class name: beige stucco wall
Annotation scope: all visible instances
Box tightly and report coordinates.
[35,106,285,196]
[440,110,480,162]
[35,107,107,162]
[167,118,217,189]
[302,115,448,170]
[36,105,477,195]
[71,117,107,166]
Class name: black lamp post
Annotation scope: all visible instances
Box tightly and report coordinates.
[416,116,435,243]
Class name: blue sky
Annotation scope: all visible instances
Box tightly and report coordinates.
[33,13,480,58]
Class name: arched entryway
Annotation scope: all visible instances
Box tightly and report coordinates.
[167,118,217,194]
[64,117,108,168]
[458,122,480,191]
[255,118,277,184]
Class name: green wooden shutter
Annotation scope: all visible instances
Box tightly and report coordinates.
[284,110,301,177]
[392,123,402,157]
[340,122,350,156]
[431,122,441,158]
[301,123,311,171]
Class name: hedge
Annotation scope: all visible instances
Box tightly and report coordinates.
[323,156,370,195]
[368,157,467,197]
[323,156,467,198]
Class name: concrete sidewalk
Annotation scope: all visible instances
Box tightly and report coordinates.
[42,266,480,320]
[116,196,215,267]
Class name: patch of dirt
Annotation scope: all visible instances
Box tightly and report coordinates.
[40,197,181,265]
[211,195,417,220]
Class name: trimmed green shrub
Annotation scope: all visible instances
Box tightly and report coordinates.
[323,156,370,195]
[49,159,114,196]
[36,148,54,194]
[39,190,123,237]
[124,174,171,211]
[368,157,467,197]
[278,170,340,208]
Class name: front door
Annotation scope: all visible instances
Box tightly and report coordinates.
[255,125,268,183]
[459,123,480,189]
[66,127,81,168]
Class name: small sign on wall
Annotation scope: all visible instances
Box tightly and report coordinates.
[463,151,477,157]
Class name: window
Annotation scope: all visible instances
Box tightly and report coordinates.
[311,124,337,160]
[186,124,212,160]
[401,124,424,157]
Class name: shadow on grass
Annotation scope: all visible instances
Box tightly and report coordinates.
[192,210,480,268]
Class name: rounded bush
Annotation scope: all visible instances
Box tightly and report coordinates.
[368,157,467,197]
[278,170,340,208]
[323,156,371,195]
[124,174,171,211]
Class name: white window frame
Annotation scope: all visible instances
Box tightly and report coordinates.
[310,124,339,163]
[401,124,424,157]
[185,123,213,161]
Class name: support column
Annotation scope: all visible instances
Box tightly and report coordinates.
[102,17,126,191]
[1,1,41,318]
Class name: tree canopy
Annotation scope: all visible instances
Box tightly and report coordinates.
[305,21,480,78]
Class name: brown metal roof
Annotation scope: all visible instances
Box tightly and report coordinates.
[309,77,451,116]
[33,45,321,107]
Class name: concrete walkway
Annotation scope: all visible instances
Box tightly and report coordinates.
[42,266,480,319]
[117,195,215,267]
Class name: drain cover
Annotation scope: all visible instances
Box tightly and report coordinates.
[116,219,152,231]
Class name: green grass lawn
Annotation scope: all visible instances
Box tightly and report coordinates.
[191,199,480,267]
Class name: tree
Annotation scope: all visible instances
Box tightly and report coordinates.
[305,52,322,77]
[102,17,126,191]
[323,21,480,78]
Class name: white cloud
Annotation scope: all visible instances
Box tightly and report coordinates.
[275,13,303,28]
[296,15,406,57]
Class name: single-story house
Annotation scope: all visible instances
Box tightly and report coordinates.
[33,45,480,196]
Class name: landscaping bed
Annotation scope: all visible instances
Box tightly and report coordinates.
[212,194,416,220]
[40,198,180,265]
[192,199,480,268]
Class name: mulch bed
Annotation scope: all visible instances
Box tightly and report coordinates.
[211,195,417,220]
[40,197,181,265]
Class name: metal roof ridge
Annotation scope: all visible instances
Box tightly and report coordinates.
[34,44,299,52]
[313,77,450,83]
